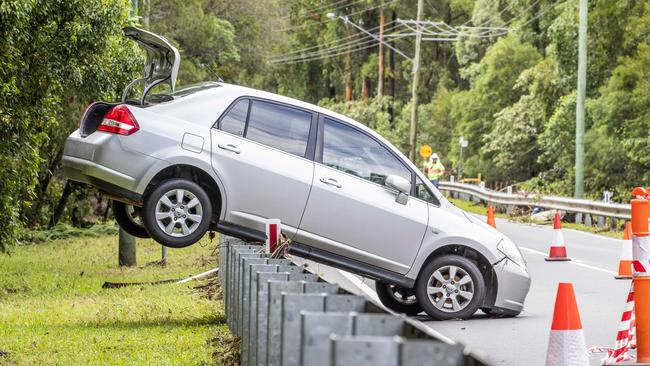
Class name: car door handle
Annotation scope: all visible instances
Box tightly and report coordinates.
[319,177,342,188]
[217,143,240,154]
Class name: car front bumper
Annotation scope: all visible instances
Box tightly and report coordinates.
[491,258,531,313]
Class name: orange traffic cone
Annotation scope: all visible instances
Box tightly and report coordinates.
[545,213,571,261]
[545,282,589,366]
[487,206,496,228]
[615,222,633,279]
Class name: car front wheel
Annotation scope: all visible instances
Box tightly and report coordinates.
[416,254,486,320]
[142,179,212,248]
[375,281,423,316]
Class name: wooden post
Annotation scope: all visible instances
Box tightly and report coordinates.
[119,228,136,267]
[407,0,424,162]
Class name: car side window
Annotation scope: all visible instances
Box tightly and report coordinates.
[322,118,411,187]
[246,100,312,157]
[416,177,440,205]
[219,99,249,136]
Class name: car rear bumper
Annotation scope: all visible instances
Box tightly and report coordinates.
[62,129,161,204]
[492,258,531,313]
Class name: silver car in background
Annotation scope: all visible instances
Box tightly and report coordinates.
[63,27,530,320]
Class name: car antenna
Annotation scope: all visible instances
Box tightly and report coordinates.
[200,62,224,82]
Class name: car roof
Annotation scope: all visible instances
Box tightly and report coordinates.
[217,83,367,129]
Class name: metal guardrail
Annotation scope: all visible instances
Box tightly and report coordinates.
[439,181,631,220]
[219,235,481,366]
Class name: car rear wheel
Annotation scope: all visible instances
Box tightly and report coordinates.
[112,201,150,238]
[416,254,486,320]
[375,281,423,316]
[142,179,212,248]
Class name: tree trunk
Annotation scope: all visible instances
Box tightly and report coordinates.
[345,22,354,102]
[48,180,75,229]
[388,9,397,123]
[377,4,385,98]
[362,76,371,103]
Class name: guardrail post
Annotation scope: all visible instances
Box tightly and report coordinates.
[610,217,618,231]
[229,246,256,330]
[238,253,264,337]
[241,257,268,366]
[354,313,405,336]
[248,265,282,366]
[235,250,262,335]
[300,312,354,366]
[280,293,327,366]
[255,271,290,366]
[267,281,309,366]
[325,295,366,312]
[330,336,400,366]
[584,214,592,227]
[400,339,464,366]
[575,212,583,224]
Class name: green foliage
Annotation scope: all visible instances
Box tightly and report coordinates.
[0,0,141,251]
[148,0,240,84]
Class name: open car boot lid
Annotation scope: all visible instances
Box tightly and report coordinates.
[122,26,180,104]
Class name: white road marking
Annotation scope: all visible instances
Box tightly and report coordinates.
[520,247,618,275]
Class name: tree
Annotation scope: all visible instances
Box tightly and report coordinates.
[0,0,141,250]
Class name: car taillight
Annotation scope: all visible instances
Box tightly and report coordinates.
[97,105,139,135]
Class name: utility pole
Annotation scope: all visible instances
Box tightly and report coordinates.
[408,0,424,162]
[574,0,587,198]
[377,2,385,98]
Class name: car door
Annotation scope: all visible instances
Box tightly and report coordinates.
[210,98,317,236]
[295,116,429,274]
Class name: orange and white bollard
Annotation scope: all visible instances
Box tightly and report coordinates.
[265,219,281,255]
[631,188,650,362]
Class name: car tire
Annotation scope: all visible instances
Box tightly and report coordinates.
[112,201,150,238]
[142,179,212,248]
[375,281,423,316]
[416,254,486,320]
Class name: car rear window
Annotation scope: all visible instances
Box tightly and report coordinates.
[245,100,312,157]
[220,99,249,136]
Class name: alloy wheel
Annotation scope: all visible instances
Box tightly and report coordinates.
[426,265,475,313]
[154,189,203,237]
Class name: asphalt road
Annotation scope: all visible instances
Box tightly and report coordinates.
[295,217,633,365]
[420,218,630,366]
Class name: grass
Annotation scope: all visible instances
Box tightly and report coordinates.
[0,225,236,366]
[447,197,625,239]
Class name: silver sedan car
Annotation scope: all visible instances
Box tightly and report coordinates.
[62,27,530,319]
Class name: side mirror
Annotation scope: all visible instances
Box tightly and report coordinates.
[385,175,411,205]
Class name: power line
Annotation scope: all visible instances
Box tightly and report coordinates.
[272,40,381,64]
[269,23,401,63]
[275,0,400,32]
[282,0,368,21]
[269,20,396,58]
